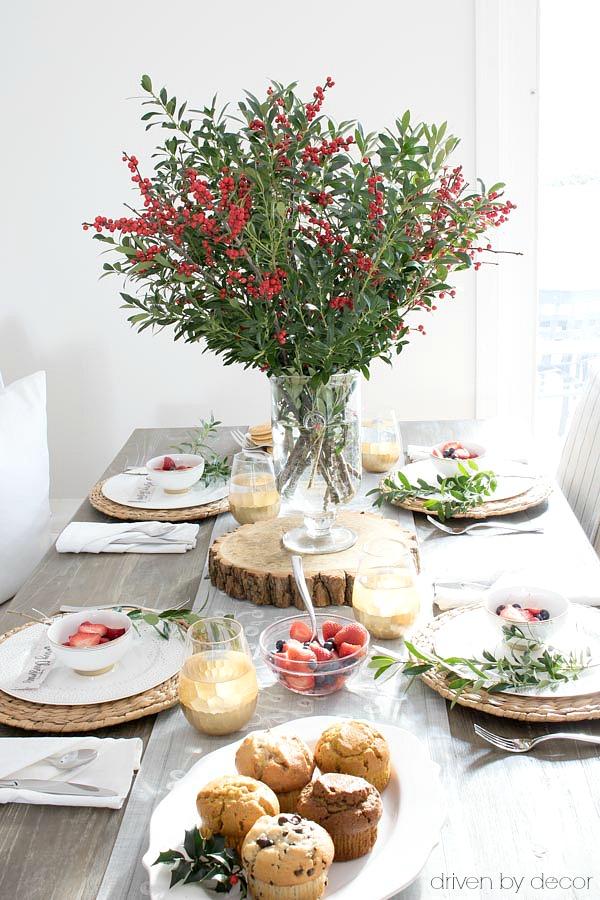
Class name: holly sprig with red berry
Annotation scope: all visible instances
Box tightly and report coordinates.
[153,828,247,896]
[84,75,514,384]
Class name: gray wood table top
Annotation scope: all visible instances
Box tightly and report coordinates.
[1,422,599,900]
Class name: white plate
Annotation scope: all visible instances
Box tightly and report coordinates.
[396,460,535,503]
[102,474,228,510]
[142,715,447,900]
[0,620,185,705]
[433,605,600,698]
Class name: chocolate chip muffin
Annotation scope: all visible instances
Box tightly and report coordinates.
[235,730,315,812]
[196,775,279,853]
[241,812,334,900]
[296,772,382,861]
[314,719,391,791]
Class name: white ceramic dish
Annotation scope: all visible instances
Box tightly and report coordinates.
[47,609,132,674]
[142,715,447,900]
[396,460,534,503]
[433,604,600,698]
[102,474,228,510]
[0,619,185,705]
[146,453,205,493]
[430,441,486,477]
[485,585,570,645]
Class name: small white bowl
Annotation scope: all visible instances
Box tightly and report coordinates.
[146,453,205,494]
[47,610,132,675]
[430,441,486,477]
[485,586,570,647]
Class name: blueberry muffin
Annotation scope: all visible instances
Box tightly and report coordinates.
[235,730,315,812]
[196,775,279,853]
[241,812,334,899]
[314,719,391,791]
[297,772,382,861]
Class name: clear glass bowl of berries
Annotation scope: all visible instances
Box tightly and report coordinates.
[259,613,370,696]
[485,586,570,647]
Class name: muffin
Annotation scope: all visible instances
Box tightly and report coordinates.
[196,775,279,853]
[314,719,391,791]
[235,730,315,812]
[297,773,382,861]
[241,812,334,900]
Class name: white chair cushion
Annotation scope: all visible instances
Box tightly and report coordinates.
[557,360,600,549]
[0,371,51,602]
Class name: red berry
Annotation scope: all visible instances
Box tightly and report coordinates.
[322,621,343,642]
[289,621,312,643]
[161,456,177,470]
[338,641,363,658]
[105,627,126,640]
[284,672,315,691]
[79,622,108,636]
[68,632,101,648]
[287,642,316,663]
[310,643,334,662]
[333,623,368,647]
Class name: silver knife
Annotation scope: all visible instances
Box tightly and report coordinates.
[0,779,118,797]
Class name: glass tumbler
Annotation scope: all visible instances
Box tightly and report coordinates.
[228,449,281,525]
[352,538,421,639]
[361,411,402,473]
[178,617,258,735]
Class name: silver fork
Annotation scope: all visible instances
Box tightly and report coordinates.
[230,428,248,448]
[426,515,544,535]
[474,723,600,753]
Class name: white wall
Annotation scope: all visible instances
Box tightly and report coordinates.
[0,0,533,498]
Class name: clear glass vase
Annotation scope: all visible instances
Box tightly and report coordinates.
[270,372,361,553]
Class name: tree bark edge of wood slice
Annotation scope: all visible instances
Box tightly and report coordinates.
[209,511,419,608]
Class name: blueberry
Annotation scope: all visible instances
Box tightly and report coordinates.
[496,605,506,615]
[443,448,456,458]
[512,603,521,609]
[539,609,550,620]
[303,641,311,648]
[307,659,318,671]
[318,674,338,687]
[275,640,285,652]
[323,640,335,651]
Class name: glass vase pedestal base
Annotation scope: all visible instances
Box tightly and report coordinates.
[281,518,357,555]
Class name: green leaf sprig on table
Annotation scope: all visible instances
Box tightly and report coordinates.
[369,629,593,705]
[368,459,498,520]
[173,414,232,483]
[153,827,247,896]
[120,607,205,640]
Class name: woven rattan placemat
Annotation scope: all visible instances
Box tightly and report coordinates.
[0,622,178,733]
[384,474,553,519]
[89,480,229,522]
[411,607,600,722]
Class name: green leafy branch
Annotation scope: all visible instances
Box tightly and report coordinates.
[119,606,206,640]
[173,414,232,483]
[153,827,247,895]
[368,460,498,520]
[369,630,593,705]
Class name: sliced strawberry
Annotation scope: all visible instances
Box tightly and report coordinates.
[338,641,363,658]
[175,465,191,470]
[432,447,443,457]
[287,642,317,663]
[68,632,101,648]
[526,608,542,616]
[310,643,334,662]
[99,637,110,643]
[454,448,470,459]
[499,606,532,624]
[442,441,463,453]
[161,456,177,470]
[79,621,108,636]
[284,672,315,692]
[322,621,343,642]
[333,622,369,647]
[104,627,126,641]
[289,620,312,643]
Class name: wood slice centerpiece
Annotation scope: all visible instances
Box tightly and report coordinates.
[209,511,418,608]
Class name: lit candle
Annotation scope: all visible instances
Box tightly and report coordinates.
[352,567,420,639]
[361,440,401,473]
[229,473,281,525]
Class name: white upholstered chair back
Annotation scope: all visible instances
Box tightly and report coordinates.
[556,360,600,553]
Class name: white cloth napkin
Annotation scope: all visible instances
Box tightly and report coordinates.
[0,736,142,808]
[56,521,199,554]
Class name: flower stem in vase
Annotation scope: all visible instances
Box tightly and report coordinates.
[271,373,361,554]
